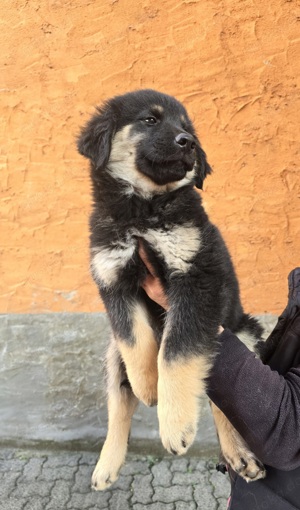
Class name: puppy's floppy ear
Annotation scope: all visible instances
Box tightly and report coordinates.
[194,145,212,190]
[77,102,117,169]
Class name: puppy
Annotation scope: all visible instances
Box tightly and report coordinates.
[77,89,266,490]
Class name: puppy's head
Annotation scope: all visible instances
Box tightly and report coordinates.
[77,89,212,192]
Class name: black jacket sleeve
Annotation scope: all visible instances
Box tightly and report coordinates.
[206,329,300,470]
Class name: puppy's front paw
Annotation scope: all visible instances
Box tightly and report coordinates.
[157,386,198,455]
[159,409,197,455]
[91,458,119,491]
[157,355,208,455]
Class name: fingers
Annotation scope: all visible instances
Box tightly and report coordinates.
[138,240,169,310]
[138,241,156,277]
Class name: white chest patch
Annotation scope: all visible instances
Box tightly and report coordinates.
[143,224,201,276]
[91,241,136,287]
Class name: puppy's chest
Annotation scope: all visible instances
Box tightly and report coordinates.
[91,213,202,287]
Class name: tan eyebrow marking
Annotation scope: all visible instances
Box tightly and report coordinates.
[151,104,164,114]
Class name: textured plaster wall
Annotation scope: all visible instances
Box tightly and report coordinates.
[1,0,299,314]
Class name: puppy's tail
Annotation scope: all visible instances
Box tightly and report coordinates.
[235,313,265,348]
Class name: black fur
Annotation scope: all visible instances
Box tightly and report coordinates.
[78,89,263,363]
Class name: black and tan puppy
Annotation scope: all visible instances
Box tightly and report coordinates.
[78,89,265,490]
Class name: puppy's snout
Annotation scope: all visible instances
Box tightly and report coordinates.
[175,133,196,151]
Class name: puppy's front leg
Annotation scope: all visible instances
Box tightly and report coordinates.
[117,301,159,407]
[158,339,212,455]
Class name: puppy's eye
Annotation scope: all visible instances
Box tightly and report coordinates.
[144,117,157,125]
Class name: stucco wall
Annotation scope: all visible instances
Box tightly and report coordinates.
[1,0,299,315]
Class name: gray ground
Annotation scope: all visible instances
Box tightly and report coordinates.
[0,448,231,510]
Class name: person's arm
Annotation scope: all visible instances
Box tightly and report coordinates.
[139,244,300,470]
[207,329,300,470]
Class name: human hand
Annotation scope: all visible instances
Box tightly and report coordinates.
[138,242,170,310]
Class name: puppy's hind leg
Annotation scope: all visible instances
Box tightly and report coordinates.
[211,402,266,482]
[92,338,138,491]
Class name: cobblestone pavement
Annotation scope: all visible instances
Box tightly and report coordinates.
[0,448,230,510]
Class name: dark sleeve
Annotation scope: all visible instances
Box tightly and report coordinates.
[206,329,300,470]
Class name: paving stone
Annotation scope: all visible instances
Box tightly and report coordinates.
[109,490,131,510]
[79,452,98,466]
[112,474,133,491]
[169,458,189,472]
[0,499,26,510]
[44,453,81,469]
[0,449,14,461]
[0,448,232,510]
[67,491,111,509]
[120,460,151,476]
[0,457,27,472]
[194,479,218,509]
[40,465,75,481]
[217,497,229,509]
[46,480,70,509]
[11,480,55,499]
[23,497,49,510]
[175,502,196,510]
[20,457,46,481]
[132,473,153,504]
[73,464,94,493]
[188,458,208,472]
[152,460,172,487]
[0,471,22,498]
[153,484,193,503]
[209,470,231,499]
[133,504,174,510]
[172,470,202,485]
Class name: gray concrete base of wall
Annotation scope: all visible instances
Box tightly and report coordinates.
[0,313,277,455]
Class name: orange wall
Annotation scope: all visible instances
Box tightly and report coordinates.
[1,0,299,315]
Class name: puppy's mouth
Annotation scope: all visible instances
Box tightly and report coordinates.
[137,156,195,185]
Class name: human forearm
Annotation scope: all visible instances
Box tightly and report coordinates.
[207,329,300,470]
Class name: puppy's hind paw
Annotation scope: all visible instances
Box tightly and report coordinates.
[233,454,266,483]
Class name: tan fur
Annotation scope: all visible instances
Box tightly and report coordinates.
[158,351,212,455]
[117,303,159,406]
[107,125,196,198]
[211,402,266,482]
[92,340,138,491]
[152,104,164,114]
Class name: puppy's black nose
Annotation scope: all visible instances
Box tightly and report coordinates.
[175,133,196,151]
